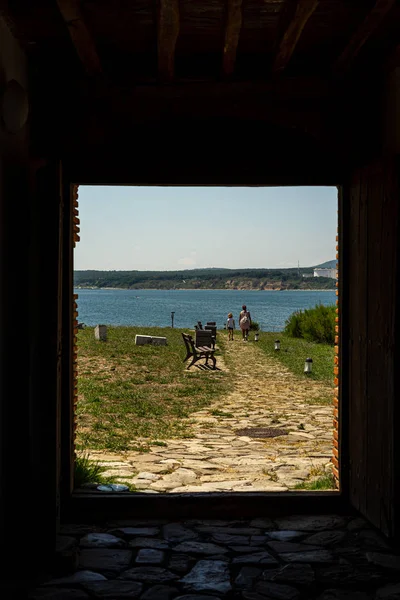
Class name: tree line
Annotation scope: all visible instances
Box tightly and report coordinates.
[74,268,336,290]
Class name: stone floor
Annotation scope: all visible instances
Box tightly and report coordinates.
[31,514,400,599]
[84,341,334,493]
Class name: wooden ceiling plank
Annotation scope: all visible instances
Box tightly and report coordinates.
[222,0,243,77]
[334,0,397,73]
[158,0,180,82]
[56,0,102,75]
[273,0,319,73]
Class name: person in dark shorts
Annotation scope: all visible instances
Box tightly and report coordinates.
[226,312,236,341]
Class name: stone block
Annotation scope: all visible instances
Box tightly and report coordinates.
[142,585,179,600]
[83,581,142,598]
[180,560,232,594]
[135,335,153,346]
[119,567,179,583]
[135,335,167,346]
[54,535,78,575]
[78,549,132,577]
[151,336,167,346]
[136,548,165,564]
[30,589,89,599]
[94,325,107,341]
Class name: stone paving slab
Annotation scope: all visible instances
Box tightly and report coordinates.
[80,340,334,493]
[31,514,400,599]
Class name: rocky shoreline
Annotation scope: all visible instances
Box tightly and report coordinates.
[74,286,334,292]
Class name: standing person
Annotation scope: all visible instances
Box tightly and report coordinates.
[226,312,235,341]
[239,304,251,341]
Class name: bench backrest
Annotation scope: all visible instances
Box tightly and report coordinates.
[182,333,196,354]
[195,329,213,347]
[204,325,217,337]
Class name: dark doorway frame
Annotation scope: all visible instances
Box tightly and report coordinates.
[60,175,348,523]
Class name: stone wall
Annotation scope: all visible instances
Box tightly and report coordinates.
[72,185,80,457]
[332,230,339,488]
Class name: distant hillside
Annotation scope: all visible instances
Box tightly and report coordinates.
[74,266,336,291]
[314,259,337,269]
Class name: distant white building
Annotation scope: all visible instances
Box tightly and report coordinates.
[314,267,336,279]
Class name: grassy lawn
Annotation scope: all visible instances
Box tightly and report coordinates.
[294,473,336,490]
[77,327,230,452]
[256,332,334,404]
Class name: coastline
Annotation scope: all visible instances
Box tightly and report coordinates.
[74,286,335,292]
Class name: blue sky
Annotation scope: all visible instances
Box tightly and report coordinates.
[74,186,337,271]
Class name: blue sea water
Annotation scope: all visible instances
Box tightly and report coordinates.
[74,288,336,332]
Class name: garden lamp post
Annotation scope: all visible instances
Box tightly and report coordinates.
[171,311,175,328]
[275,339,280,351]
[304,357,313,374]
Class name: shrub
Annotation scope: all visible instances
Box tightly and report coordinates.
[250,320,260,331]
[284,312,302,338]
[284,303,335,344]
[295,472,336,490]
[74,454,137,491]
[74,453,106,488]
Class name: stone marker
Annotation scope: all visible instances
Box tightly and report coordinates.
[151,336,167,346]
[94,325,107,341]
[135,335,167,346]
[135,335,153,346]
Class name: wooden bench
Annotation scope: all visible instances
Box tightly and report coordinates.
[195,329,215,349]
[204,324,217,340]
[182,333,216,370]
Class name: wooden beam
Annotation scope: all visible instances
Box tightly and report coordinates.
[65,491,349,523]
[56,0,102,75]
[273,0,318,73]
[157,0,180,82]
[334,0,397,73]
[88,77,333,102]
[222,0,243,77]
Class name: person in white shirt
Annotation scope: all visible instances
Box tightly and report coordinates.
[239,304,251,341]
[226,312,236,341]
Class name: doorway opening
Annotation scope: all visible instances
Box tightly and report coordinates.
[70,185,340,497]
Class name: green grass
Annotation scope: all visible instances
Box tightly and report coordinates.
[76,326,230,452]
[74,453,137,491]
[257,332,335,385]
[210,409,234,418]
[305,396,332,406]
[294,473,336,490]
[284,304,335,344]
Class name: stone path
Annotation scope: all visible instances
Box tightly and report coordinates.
[86,340,334,492]
[31,514,400,599]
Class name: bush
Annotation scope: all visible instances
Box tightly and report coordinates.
[74,453,106,488]
[250,320,260,331]
[295,472,336,490]
[284,304,335,344]
[284,312,302,338]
